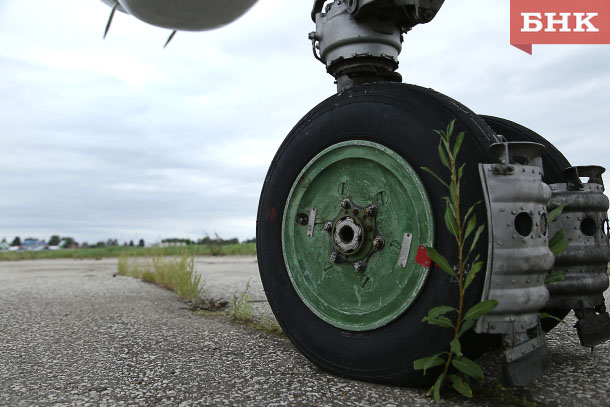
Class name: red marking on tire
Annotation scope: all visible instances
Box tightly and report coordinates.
[415,245,431,268]
[269,207,278,221]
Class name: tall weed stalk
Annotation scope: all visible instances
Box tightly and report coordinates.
[414,120,498,400]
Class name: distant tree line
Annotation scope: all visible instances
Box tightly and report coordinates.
[4,235,253,248]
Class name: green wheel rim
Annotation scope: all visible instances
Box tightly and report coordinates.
[282,140,434,331]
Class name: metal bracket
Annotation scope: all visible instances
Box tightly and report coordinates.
[564,165,605,191]
[576,310,610,348]
[502,334,550,387]
[397,232,412,268]
[307,207,318,238]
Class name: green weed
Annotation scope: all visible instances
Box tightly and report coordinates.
[415,120,497,400]
[117,252,202,302]
[230,280,254,322]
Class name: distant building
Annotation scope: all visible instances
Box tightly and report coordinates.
[21,239,48,251]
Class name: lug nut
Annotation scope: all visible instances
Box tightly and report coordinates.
[340,199,351,209]
[373,236,385,249]
[295,213,308,226]
[365,205,377,216]
[330,252,339,263]
[324,222,333,232]
[354,261,365,273]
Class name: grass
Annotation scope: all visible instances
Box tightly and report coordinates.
[117,252,202,302]
[228,280,283,335]
[118,253,283,336]
[0,242,256,261]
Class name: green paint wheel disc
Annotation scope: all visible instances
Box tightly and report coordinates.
[282,140,434,331]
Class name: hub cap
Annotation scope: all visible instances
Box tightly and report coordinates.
[282,141,434,331]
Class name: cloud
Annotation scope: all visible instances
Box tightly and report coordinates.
[0,0,608,244]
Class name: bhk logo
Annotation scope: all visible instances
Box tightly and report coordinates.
[511,0,610,54]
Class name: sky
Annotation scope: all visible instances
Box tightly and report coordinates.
[0,0,608,245]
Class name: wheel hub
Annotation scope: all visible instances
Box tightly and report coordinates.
[282,140,434,331]
[327,198,385,273]
[333,216,362,254]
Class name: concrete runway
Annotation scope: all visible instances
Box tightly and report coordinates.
[1,257,609,406]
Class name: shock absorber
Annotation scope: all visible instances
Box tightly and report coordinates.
[309,0,444,91]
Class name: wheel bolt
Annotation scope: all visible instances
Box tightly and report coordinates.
[340,199,351,209]
[373,236,385,249]
[324,222,333,232]
[354,261,365,273]
[295,213,308,226]
[365,205,377,216]
[330,252,339,263]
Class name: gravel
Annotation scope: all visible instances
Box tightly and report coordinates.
[0,257,609,406]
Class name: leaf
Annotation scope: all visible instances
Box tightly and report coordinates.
[457,319,475,337]
[539,312,563,323]
[426,305,456,320]
[457,163,466,184]
[464,261,484,291]
[464,300,498,321]
[449,374,473,398]
[423,315,454,329]
[450,337,462,357]
[463,215,477,242]
[549,231,569,256]
[425,247,456,278]
[467,224,486,258]
[548,229,565,248]
[452,131,465,159]
[433,372,445,401]
[445,203,458,238]
[452,356,484,380]
[421,166,449,189]
[463,201,481,222]
[438,142,450,168]
[450,183,459,211]
[447,119,455,142]
[548,204,564,223]
[413,353,446,375]
[544,271,565,285]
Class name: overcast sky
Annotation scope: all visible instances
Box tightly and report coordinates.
[0,0,608,245]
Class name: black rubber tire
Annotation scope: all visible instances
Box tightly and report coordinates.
[257,83,498,386]
[481,115,571,331]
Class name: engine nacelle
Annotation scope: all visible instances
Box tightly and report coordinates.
[101,0,258,31]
